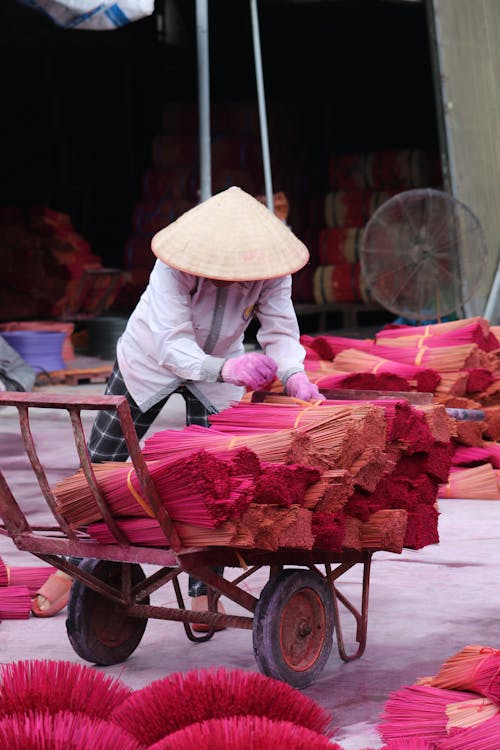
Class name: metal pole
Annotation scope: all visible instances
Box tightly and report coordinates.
[196,0,211,201]
[483,259,500,323]
[250,0,274,213]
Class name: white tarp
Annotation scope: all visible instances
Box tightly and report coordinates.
[18,1,154,30]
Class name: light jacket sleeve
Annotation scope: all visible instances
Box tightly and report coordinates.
[147,264,225,382]
[254,275,306,385]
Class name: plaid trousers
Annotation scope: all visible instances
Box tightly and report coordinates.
[86,361,222,597]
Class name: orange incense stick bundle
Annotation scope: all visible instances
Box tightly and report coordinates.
[342,516,362,550]
[430,645,500,701]
[303,470,354,513]
[445,696,499,732]
[348,445,392,493]
[433,372,469,399]
[415,404,457,444]
[437,712,500,748]
[438,465,500,500]
[372,343,491,372]
[482,406,500,441]
[358,509,407,553]
[453,420,484,447]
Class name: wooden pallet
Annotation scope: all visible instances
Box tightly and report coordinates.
[37,366,112,386]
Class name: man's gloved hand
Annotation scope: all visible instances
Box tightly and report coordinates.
[220,352,278,390]
[285,371,324,402]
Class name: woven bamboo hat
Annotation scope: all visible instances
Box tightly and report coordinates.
[151,186,309,281]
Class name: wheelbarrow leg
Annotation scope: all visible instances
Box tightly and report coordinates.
[328,553,372,662]
[172,575,214,643]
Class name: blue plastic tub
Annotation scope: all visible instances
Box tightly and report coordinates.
[0,330,66,373]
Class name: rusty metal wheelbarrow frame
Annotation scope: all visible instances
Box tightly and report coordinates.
[0,391,373,683]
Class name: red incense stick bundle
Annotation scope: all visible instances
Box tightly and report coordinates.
[312,512,346,551]
[0,586,31,619]
[403,504,440,550]
[332,349,441,392]
[252,464,320,507]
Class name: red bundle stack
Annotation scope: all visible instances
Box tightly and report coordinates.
[0,206,111,320]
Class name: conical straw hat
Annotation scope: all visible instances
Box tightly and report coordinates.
[151,186,309,281]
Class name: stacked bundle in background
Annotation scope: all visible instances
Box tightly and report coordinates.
[0,206,113,321]
[293,147,440,306]
[118,98,308,310]
[52,398,455,555]
[297,316,500,501]
[0,556,55,621]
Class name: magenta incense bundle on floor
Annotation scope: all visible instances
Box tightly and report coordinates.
[0,659,131,719]
[0,557,8,586]
[147,715,339,750]
[110,666,336,747]
[0,711,142,750]
[0,586,31,620]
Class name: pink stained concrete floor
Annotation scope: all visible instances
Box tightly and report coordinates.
[1,380,500,750]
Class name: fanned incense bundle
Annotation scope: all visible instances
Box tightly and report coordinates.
[0,586,31,619]
[0,711,142,750]
[452,443,500,469]
[54,450,254,529]
[7,566,57,597]
[312,369,412,393]
[146,716,339,750]
[429,645,500,704]
[415,404,457,444]
[379,685,477,743]
[109,666,336,747]
[332,348,441,392]
[436,713,500,748]
[438,465,500,500]
[434,372,469,399]
[0,659,131,719]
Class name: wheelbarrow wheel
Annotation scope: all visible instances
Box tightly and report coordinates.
[66,558,149,666]
[252,568,334,688]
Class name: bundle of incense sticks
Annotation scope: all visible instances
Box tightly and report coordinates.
[453,420,484,447]
[376,317,499,351]
[0,558,8,586]
[85,517,254,549]
[379,685,477,744]
[6,566,57,597]
[302,469,354,512]
[0,586,31,619]
[433,372,469,399]
[483,406,500,441]
[308,367,412,393]
[236,505,314,551]
[332,349,441,392]
[438,465,500,500]
[370,343,491,372]
[452,443,500,469]
[311,511,346,551]
[54,450,255,528]
[429,645,500,704]
[437,713,500,748]
[300,333,375,361]
[445,696,500,732]
[143,424,294,464]
[358,509,408,553]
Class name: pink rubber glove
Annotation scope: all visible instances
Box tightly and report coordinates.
[221,352,278,390]
[285,372,324,402]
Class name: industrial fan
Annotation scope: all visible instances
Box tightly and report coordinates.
[360,188,488,322]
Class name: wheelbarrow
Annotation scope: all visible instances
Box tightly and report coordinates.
[0,391,389,688]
